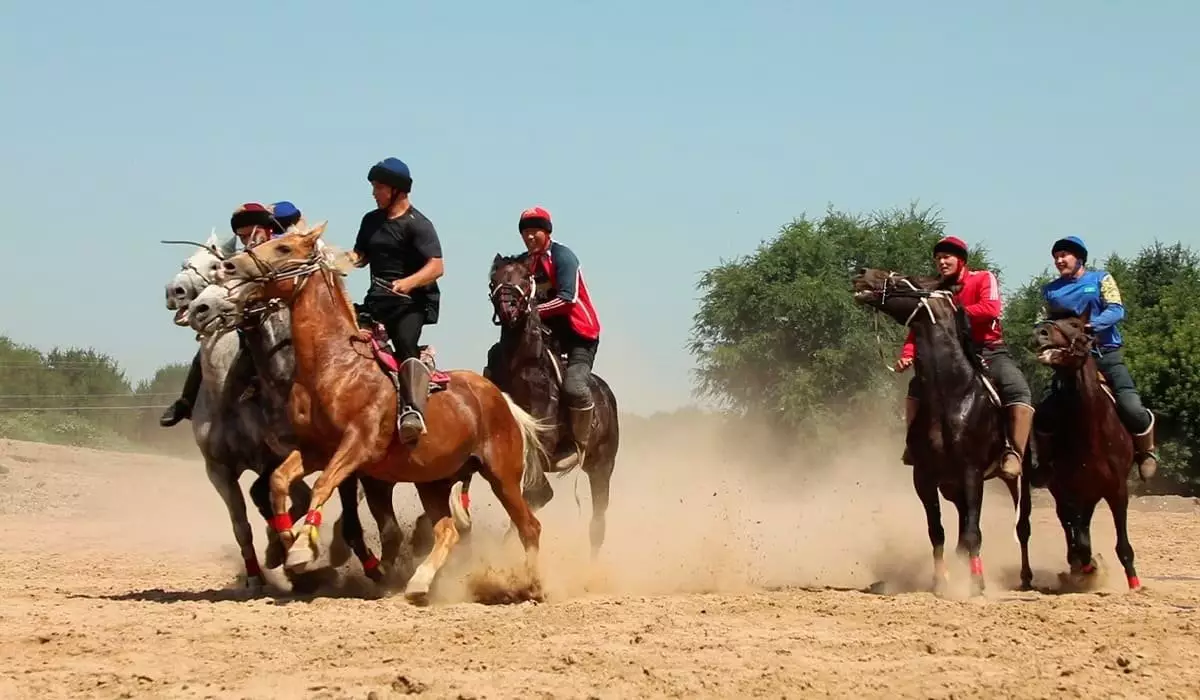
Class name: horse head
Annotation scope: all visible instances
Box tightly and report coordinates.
[164,231,237,326]
[851,267,950,326]
[1032,309,1094,369]
[489,253,536,327]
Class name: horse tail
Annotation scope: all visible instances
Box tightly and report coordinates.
[501,392,552,495]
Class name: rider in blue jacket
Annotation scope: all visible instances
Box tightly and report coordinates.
[1038,235,1159,480]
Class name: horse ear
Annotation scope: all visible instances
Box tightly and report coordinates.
[204,228,220,249]
[216,235,238,260]
[305,220,328,239]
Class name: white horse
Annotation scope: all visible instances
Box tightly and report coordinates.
[163,234,391,592]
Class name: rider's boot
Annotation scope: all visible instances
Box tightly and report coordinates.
[160,354,202,427]
[1132,410,1159,481]
[397,357,432,445]
[1001,404,1034,480]
[553,402,595,471]
[901,397,918,466]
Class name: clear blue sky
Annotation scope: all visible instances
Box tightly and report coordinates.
[1,1,1196,414]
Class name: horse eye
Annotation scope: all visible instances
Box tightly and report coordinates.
[278,246,291,255]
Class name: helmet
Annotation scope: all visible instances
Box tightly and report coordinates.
[367,157,412,193]
[933,236,969,260]
[271,201,302,230]
[230,202,284,234]
[1051,236,1088,263]
[518,206,552,234]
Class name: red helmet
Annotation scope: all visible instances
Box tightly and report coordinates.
[518,206,552,234]
[933,236,968,260]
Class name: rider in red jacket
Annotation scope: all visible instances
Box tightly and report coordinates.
[894,236,1033,479]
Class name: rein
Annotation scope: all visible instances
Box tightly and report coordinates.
[869,273,959,372]
[489,275,536,326]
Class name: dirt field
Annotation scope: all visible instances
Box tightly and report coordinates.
[1,434,1198,700]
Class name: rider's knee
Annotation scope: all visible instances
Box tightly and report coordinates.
[1116,394,1151,432]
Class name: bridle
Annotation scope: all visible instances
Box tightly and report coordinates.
[868,272,960,371]
[489,275,536,327]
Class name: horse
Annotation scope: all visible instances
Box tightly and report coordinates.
[165,234,402,591]
[205,223,551,604]
[1031,310,1141,592]
[851,268,1033,596]
[474,253,620,557]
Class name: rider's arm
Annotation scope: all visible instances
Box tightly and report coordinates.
[396,218,445,289]
[349,213,374,268]
[1090,273,1126,331]
[899,329,916,361]
[959,270,1001,321]
[536,246,581,317]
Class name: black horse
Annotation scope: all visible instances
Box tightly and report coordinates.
[852,268,1033,596]
[462,253,622,557]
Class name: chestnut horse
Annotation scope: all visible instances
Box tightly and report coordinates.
[471,253,620,557]
[211,223,550,603]
[852,268,1033,596]
[1032,311,1141,591]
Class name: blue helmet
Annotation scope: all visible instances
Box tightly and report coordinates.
[271,201,302,229]
[367,157,412,193]
[1051,235,1088,263]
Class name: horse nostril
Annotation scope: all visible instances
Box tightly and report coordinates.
[193,303,209,316]
[174,286,186,296]
[222,261,236,273]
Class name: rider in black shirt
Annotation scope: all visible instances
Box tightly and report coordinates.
[351,157,445,444]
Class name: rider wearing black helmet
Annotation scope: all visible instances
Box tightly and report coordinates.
[350,157,445,444]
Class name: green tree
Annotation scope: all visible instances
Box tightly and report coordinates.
[688,204,994,436]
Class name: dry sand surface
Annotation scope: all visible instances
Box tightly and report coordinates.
[1,431,1198,700]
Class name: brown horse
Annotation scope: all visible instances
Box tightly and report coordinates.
[472,253,621,557]
[852,268,1033,596]
[211,223,551,603]
[1032,311,1141,591]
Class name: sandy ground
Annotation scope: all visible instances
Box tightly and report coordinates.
[0,433,1198,700]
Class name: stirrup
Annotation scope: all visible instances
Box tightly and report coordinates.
[398,407,427,436]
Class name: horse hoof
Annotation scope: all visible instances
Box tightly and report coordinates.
[285,543,316,571]
[245,574,266,594]
[404,590,430,606]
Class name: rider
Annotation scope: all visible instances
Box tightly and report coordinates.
[1038,235,1159,480]
[508,205,601,470]
[350,157,445,445]
[894,236,1034,479]
[160,202,287,427]
[271,201,304,234]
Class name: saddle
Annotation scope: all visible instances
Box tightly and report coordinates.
[355,306,451,393]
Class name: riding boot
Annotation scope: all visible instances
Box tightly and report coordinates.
[160,354,203,427]
[1132,410,1159,481]
[1001,404,1034,480]
[901,397,918,466]
[397,357,432,445]
[554,403,595,471]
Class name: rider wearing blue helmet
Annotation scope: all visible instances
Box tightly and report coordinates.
[1037,235,1159,479]
[350,157,445,445]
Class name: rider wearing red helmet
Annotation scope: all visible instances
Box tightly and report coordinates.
[895,236,1034,479]
[490,206,601,470]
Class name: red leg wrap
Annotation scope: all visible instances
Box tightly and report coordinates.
[245,557,262,578]
[271,513,294,533]
[363,554,380,572]
[969,556,984,577]
[1081,563,1097,575]
[461,491,471,511]
[304,510,323,527]
[1128,575,1141,590]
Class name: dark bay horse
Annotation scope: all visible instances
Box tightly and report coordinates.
[852,268,1033,596]
[473,253,620,556]
[209,224,551,603]
[1032,311,1141,591]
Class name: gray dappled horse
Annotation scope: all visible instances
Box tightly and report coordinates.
[164,235,404,591]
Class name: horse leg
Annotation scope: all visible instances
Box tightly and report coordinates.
[267,450,310,553]
[404,480,460,604]
[284,432,379,572]
[962,466,986,597]
[482,456,544,590]
[329,478,384,583]
[204,460,264,591]
[1106,489,1141,591]
[1003,475,1034,591]
[913,470,947,595]
[585,459,614,559]
[1076,500,1099,580]
[250,468,312,570]
[361,476,404,583]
